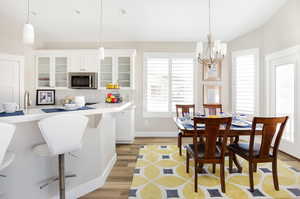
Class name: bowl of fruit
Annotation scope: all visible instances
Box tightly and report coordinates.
[105,93,122,103]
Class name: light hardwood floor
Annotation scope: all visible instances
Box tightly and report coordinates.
[80,137,300,199]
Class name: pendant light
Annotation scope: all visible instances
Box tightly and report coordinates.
[23,0,35,45]
[196,0,227,68]
[98,0,105,60]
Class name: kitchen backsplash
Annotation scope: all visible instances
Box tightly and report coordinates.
[30,89,134,106]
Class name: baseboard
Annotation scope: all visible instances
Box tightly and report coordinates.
[135,131,178,137]
[116,139,134,144]
[50,153,117,199]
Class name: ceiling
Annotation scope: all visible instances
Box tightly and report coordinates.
[0,0,288,43]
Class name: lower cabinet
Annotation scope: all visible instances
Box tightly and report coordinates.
[116,105,135,144]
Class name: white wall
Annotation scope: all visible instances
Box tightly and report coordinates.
[228,0,300,114]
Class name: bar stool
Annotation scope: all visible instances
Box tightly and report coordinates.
[0,122,16,196]
[33,114,88,199]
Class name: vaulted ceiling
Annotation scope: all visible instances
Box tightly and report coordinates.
[0,0,288,42]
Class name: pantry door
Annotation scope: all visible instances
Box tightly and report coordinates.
[0,54,24,107]
[266,46,300,158]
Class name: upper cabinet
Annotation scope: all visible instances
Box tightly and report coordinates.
[36,53,69,89]
[99,49,136,89]
[35,49,136,89]
[69,53,99,73]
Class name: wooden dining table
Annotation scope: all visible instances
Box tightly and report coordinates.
[173,116,263,172]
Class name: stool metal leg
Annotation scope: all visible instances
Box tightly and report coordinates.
[59,154,65,199]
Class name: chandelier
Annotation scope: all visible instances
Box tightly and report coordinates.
[196,0,227,68]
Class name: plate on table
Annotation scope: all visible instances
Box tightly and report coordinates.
[232,120,250,127]
[61,106,80,111]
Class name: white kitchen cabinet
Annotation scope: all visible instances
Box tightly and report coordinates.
[99,49,136,89]
[36,55,69,89]
[116,105,135,144]
[70,54,98,73]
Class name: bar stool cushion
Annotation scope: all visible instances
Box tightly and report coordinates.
[0,151,15,171]
[38,114,89,155]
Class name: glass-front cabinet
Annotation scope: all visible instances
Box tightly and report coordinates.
[100,57,113,88]
[36,55,69,89]
[99,49,136,89]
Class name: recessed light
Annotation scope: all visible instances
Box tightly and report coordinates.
[75,9,81,15]
[119,8,127,16]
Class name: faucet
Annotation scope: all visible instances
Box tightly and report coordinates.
[24,90,32,110]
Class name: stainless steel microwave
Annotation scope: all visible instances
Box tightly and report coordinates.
[69,72,98,89]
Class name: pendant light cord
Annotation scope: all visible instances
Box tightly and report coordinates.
[208,0,211,35]
[99,0,103,46]
[27,0,30,23]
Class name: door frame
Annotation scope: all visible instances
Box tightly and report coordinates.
[265,45,300,158]
[0,54,24,108]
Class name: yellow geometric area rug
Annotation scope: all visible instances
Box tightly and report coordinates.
[129,145,300,199]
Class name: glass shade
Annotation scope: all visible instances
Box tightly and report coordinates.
[23,23,35,45]
[99,47,105,60]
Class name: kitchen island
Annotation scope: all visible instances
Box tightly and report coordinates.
[0,102,132,199]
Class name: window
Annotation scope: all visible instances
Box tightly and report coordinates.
[144,53,194,117]
[232,49,259,115]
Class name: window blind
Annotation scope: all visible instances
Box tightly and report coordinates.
[232,51,258,115]
[145,58,169,112]
[171,58,194,111]
[145,54,194,116]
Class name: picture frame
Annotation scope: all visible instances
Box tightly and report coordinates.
[36,89,56,105]
[203,85,221,104]
[203,62,222,81]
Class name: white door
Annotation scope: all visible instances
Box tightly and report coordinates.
[0,54,24,106]
[266,48,300,158]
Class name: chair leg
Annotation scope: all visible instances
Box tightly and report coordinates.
[58,154,65,199]
[248,161,254,192]
[232,153,243,173]
[194,161,198,192]
[220,162,226,193]
[178,133,182,156]
[186,150,189,173]
[212,164,216,173]
[272,159,279,190]
[253,163,257,172]
[229,151,233,173]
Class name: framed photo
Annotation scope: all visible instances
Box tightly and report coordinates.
[203,85,221,104]
[203,62,221,81]
[36,89,56,105]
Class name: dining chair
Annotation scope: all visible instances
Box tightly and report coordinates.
[186,117,232,193]
[176,104,195,156]
[227,116,288,192]
[203,104,222,115]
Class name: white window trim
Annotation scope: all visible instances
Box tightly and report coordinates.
[231,48,260,115]
[143,52,196,118]
[265,45,300,116]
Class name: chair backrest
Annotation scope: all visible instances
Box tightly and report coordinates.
[38,114,89,155]
[193,117,232,159]
[176,104,195,118]
[250,116,288,159]
[203,104,222,115]
[0,123,16,166]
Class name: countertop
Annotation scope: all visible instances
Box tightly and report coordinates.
[0,102,132,124]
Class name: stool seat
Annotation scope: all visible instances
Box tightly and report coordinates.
[33,144,53,157]
[0,151,15,171]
